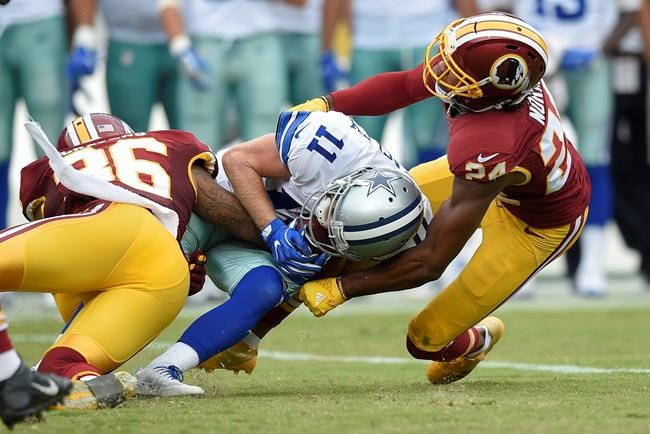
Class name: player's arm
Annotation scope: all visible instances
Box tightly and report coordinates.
[339,175,512,297]
[221,134,290,229]
[191,164,261,245]
[300,172,522,316]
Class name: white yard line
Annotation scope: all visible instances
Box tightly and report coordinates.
[12,334,650,375]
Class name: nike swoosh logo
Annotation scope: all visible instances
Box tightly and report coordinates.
[477,153,499,163]
[524,226,543,238]
[294,123,309,139]
[31,378,60,397]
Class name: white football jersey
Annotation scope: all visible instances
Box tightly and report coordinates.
[512,0,618,51]
[183,0,278,40]
[101,0,167,44]
[353,0,458,49]
[216,110,433,251]
[272,0,323,34]
[0,0,63,33]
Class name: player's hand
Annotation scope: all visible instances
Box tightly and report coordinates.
[299,277,346,317]
[290,96,329,112]
[320,50,343,93]
[561,48,598,71]
[170,35,211,90]
[261,218,328,284]
[187,250,207,296]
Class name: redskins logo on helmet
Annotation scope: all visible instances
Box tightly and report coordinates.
[423,12,548,112]
[57,113,134,151]
[490,54,529,91]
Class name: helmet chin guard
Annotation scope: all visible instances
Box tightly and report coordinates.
[300,167,424,261]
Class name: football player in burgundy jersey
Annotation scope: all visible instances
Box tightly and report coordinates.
[296,12,591,384]
[0,113,265,409]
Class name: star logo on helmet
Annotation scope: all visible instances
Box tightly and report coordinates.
[365,171,401,197]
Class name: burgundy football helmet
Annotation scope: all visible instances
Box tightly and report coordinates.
[57,113,134,151]
[423,12,548,112]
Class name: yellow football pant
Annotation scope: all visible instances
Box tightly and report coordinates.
[407,157,586,352]
[0,203,189,372]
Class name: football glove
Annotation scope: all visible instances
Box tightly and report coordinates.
[290,96,329,112]
[561,48,598,71]
[170,35,211,90]
[320,50,343,93]
[66,25,97,115]
[187,250,207,296]
[299,277,346,317]
[261,218,328,285]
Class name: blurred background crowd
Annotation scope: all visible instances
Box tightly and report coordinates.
[2,0,650,301]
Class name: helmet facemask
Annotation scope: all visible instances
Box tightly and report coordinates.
[423,13,548,113]
[300,167,424,262]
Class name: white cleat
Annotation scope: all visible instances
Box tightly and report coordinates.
[135,365,204,397]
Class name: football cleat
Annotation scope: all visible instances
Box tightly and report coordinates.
[59,371,137,410]
[426,316,505,385]
[135,365,204,397]
[198,342,258,375]
[0,364,72,428]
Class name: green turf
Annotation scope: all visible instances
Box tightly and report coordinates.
[6,306,650,434]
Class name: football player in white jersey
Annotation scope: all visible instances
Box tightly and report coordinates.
[136,110,432,395]
[0,0,66,230]
[499,0,619,296]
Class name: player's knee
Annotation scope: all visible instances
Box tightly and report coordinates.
[232,266,284,309]
[406,336,436,360]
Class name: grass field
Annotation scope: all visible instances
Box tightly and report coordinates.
[5,288,650,434]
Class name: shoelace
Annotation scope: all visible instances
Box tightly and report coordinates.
[155,365,184,382]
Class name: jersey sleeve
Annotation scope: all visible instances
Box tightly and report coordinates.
[19,157,67,221]
[150,130,218,178]
[275,110,312,166]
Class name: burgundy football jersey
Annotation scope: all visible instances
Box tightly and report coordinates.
[20,130,217,240]
[446,83,590,228]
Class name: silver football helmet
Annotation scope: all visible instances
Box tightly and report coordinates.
[300,167,424,261]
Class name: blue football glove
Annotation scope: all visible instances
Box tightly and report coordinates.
[66,26,97,116]
[561,48,598,71]
[320,50,343,93]
[170,35,211,90]
[261,218,329,284]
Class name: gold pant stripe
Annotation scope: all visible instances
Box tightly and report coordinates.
[0,203,189,373]
[407,157,587,353]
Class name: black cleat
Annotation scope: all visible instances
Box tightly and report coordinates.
[0,363,72,428]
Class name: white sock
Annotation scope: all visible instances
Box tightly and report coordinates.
[465,326,491,359]
[0,349,22,382]
[576,226,607,293]
[148,342,200,373]
[242,332,261,349]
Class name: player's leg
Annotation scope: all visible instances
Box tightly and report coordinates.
[178,36,227,149]
[0,29,17,230]
[564,61,614,297]
[401,46,449,167]
[0,203,188,407]
[408,204,586,384]
[157,43,181,129]
[282,32,323,105]
[106,39,157,132]
[0,306,71,428]
[235,33,287,141]
[18,16,66,158]
[349,48,397,142]
[138,241,287,395]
